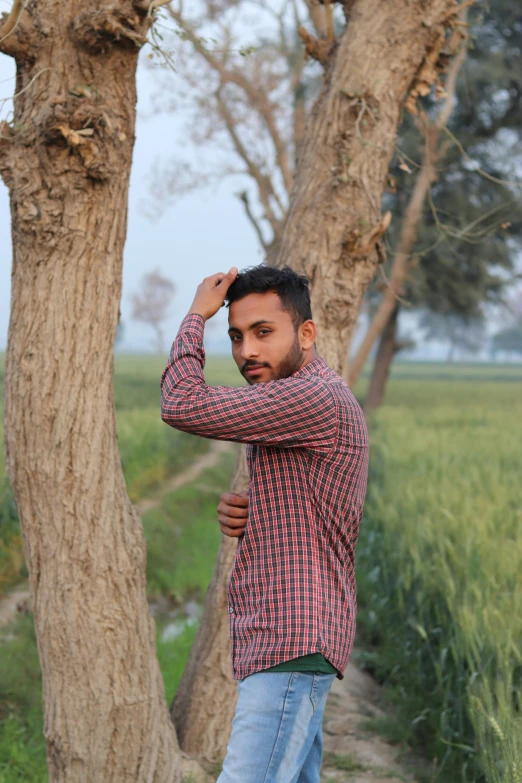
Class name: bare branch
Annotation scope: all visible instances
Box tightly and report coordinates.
[298,24,334,66]
[237,190,270,250]
[216,91,284,237]
[323,0,334,41]
[303,0,327,37]
[0,0,23,42]
[442,126,522,187]
[167,7,294,196]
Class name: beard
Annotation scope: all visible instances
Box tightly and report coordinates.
[273,332,304,380]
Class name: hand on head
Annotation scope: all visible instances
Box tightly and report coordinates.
[187,268,238,321]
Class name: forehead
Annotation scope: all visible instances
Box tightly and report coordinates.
[228,291,290,329]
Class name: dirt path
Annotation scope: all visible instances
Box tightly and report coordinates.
[136,439,235,516]
[321,659,418,782]
[0,582,31,632]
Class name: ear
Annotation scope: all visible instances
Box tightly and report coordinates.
[299,320,316,350]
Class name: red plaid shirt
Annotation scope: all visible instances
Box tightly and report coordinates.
[160,314,369,680]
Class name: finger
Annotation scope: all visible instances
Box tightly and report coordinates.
[218,512,246,528]
[218,504,248,519]
[219,496,248,512]
[216,267,238,289]
[221,492,248,507]
[220,523,245,538]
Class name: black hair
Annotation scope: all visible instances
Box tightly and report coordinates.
[224,264,313,328]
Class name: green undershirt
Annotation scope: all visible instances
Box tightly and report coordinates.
[261,652,338,674]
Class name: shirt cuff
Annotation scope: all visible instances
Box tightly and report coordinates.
[179,312,205,341]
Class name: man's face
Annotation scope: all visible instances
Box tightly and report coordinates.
[227,292,307,385]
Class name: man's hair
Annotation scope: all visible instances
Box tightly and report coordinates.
[225,264,312,328]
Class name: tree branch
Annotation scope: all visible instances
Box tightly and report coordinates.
[0,0,30,58]
[216,91,284,239]
[237,190,270,250]
[323,0,334,41]
[303,0,328,37]
[298,24,334,66]
[168,7,294,196]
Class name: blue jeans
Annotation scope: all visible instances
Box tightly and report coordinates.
[217,671,337,783]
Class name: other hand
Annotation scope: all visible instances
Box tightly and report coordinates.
[217,491,249,538]
[187,268,238,321]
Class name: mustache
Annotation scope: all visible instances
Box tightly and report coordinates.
[242,362,270,371]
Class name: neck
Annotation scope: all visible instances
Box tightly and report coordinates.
[300,348,320,369]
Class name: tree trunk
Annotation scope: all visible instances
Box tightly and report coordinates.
[170,446,247,766]
[0,2,182,780]
[363,304,400,414]
[173,0,461,762]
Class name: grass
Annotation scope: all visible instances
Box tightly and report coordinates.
[357,715,409,747]
[144,448,237,602]
[322,750,366,772]
[0,614,46,783]
[355,392,522,783]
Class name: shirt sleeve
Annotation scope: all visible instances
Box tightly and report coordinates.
[160,313,337,452]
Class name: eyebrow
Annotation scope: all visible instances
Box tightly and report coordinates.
[227,320,277,335]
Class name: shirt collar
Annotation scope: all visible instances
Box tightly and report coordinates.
[291,356,330,378]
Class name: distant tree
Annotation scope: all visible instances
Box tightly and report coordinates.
[130,268,175,354]
[363,303,416,411]
[360,0,522,409]
[419,311,487,361]
[491,318,522,359]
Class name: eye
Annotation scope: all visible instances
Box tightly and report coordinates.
[258,329,271,336]
[230,335,241,342]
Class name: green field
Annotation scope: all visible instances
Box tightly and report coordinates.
[0,351,521,781]
[357,384,522,782]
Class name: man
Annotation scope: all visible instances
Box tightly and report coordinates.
[160,264,369,783]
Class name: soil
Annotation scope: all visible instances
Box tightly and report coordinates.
[321,660,421,782]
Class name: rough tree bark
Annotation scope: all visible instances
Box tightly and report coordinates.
[170,447,248,764]
[0,1,189,780]
[171,0,464,764]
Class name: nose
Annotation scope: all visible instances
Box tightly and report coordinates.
[240,337,260,361]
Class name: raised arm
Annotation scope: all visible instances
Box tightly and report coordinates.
[160,313,337,452]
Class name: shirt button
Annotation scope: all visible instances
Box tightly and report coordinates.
[228,606,234,613]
